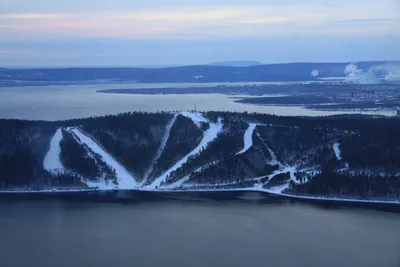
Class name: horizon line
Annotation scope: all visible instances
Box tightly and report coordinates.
[2,59,400,70]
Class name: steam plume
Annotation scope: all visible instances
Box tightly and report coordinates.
[344,62,400,84]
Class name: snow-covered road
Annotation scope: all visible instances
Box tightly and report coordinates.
[70,128,138,189]
[43,128,65,174]
[149,113,223,189]
[256,166,298,193]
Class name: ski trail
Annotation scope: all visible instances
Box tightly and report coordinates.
[149,114,223,189]
[43,128,65,174]
[333,143,342,160]
[67,127,82,144]
[253,165,298,194]
[333,142,350,169]
[164,160,220,189]
[236,123,257,155]
[256,129,282,166]
[162,175,191,189]
[253,126,298,192]
[193,160,219,173]
[142,114,178,184]
[70,128,138,189]
[179,176,267,190]
[180,111,208,127]
[64,128,119,190]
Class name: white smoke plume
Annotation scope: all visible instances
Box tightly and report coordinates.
[310,70,319,77]
[344,62,400,84]
[384,67,400,81]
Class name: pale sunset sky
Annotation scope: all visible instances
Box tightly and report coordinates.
[0,0,399,66]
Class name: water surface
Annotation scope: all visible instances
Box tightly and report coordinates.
[1,197,399,267]
[1,84,395,120]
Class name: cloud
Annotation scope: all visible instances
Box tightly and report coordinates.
[337,18,396,23]
[241,17,294,24]
[0,1,398,40]
[137,9,252,21]
[0,13,70,19]
[0,0,399,66]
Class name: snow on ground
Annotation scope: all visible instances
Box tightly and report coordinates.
[67,127,82,144]
[43,128,65,174]
[70,128,138,189]
[179,176,267,190]
[142,114,178,184]
[255,127,282,166]
[161,161,220,189]
[5,186,397,205]
[0,188,96,194]
[149,115,224,189]
[193,160,219,173]
[155,181,400,205]
[257,187,400,204]
[180,111,209,127]
[261,184,290,194]
[64,127,121,190]
[287,167,298,183]
[161,176,191,189]
[257,166,298,193]
[333,143,342,160]
[265,148,280,166]
[82,179,119,190]
[236,123,257,155]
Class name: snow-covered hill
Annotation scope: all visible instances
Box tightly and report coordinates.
[1,111,400,203]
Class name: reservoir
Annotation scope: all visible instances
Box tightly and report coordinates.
[1,194,399,267]
[1,83,395,120]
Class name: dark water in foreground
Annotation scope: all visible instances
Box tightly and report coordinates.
[1,193,400,267]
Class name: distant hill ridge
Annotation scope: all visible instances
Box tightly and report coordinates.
[208,61,263,67]
[1,61,399,83]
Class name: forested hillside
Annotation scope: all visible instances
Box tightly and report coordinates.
[145,114,203,185]
[1,112,400,201]
[0,120,83,190]
[77,112,172,180]
[60,129,117,184]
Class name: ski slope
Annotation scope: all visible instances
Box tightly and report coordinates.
[161,160,220,189]
[70,128,138,189]
[256,131,281,166]
[161,175,191,189]
[257,124,283,167]
[43,128,65,174]
[142,114,178,184]
[236,123,257,155]
[333,143,342,160]
[149,113,223,189]
[180,176,267,189]
[180,111,209,127]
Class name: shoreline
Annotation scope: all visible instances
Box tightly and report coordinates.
[1,187,399,206]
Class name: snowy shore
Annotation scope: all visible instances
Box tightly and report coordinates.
[1,187,399,205]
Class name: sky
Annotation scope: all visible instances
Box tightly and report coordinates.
[0,0,399,66]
